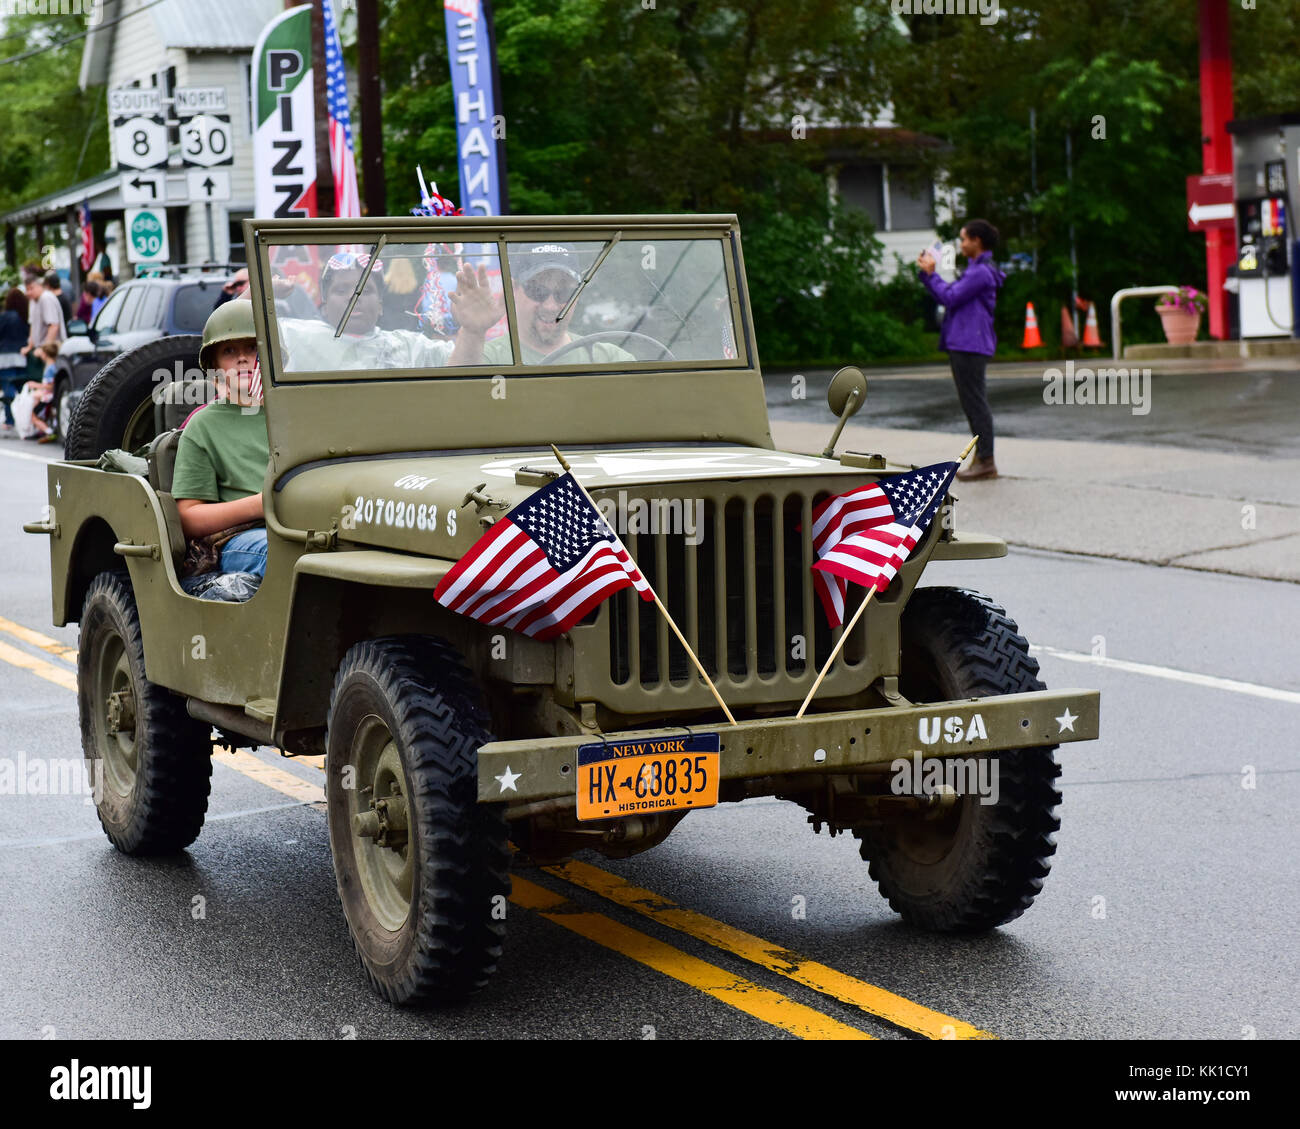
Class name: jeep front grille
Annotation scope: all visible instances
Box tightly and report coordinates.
[599,489,876,706]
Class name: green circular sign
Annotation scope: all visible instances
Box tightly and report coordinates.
[130,210,165,259]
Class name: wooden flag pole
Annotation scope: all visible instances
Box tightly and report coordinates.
[794,435,981,720]
[550,445,739,726]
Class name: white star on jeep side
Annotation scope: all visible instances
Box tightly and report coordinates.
[494,765,521,793]
[1056,708,1078,733]
[54,479,62,499]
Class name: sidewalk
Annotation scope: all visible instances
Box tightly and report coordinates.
[769,418,1300,584]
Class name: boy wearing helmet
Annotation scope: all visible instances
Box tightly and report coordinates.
[171,299,270,578]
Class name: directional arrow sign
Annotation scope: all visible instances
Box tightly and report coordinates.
[186,168,231,202]
[1187,173,1235,232]
[120,171,166,206]
[1189,201,1235,225]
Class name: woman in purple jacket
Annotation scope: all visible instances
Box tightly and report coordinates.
[918,219,1005,480]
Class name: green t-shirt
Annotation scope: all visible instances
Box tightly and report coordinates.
[481,335,634,367]
[170,402,270,503]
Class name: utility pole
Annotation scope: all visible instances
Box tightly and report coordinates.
[357,0,385,215]
[310,0,335,217]
[1029,107,1038,274]
[1065,129,1079,338]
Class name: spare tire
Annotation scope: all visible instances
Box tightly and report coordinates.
[64,335,202,461]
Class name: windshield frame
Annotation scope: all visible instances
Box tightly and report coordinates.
[249,217,752,387]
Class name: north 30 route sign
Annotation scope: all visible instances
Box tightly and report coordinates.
[113,116,168,172]
[180,113,234,168]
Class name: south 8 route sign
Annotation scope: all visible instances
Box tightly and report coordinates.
[124,207,169,264]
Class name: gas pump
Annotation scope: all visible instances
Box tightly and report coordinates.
[1227,114,1300,338]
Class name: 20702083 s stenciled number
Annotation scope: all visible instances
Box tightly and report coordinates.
[351,495,457,536]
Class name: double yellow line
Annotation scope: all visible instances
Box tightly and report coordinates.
[0,613,992,1040]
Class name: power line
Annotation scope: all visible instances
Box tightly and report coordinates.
[0,0,171,69]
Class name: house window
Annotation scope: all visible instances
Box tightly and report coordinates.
[228,213,251,264]
[838,165,885,230]
[887,166,935,231]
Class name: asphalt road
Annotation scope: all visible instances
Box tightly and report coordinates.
[1,438,1296,1040]
[766,366,1300,459]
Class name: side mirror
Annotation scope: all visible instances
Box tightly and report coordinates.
[822,365,868,458]
[67,320,88,337]
[827,365,867,419]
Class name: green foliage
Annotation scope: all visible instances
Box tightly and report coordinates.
[0,18,109,215]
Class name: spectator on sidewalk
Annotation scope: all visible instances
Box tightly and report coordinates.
[0,287,29,435]
[918,219,1005,480]
[22,271,66,384]
[44,270,73,328]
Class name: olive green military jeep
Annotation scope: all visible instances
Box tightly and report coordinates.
[28,215,1099,1005]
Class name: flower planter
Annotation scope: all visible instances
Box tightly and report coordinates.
[1156,304,1202,345]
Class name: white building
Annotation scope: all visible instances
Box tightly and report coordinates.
[2,0,280,279]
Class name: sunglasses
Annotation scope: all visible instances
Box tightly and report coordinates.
[523,279,574,304]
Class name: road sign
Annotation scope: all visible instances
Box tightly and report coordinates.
[114,115,168,172]
[1187,173,1235,232]
[119,171,166,205]
[124,207,169,264]
[174,86,228,114]
[187,169,231,202]
[108,87,161,117]
[179,113,233,168]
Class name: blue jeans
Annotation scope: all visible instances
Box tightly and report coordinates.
[220,529,268,578]
[0,368,24,426]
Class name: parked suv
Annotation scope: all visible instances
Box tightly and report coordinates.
[52,269,235,445]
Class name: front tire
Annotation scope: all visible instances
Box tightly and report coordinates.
[854,587,1062,932]
[325,636,510,1005]
[78,571,214,854]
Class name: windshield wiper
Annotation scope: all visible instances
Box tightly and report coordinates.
[333,234,388,337]
[555,232,621,323]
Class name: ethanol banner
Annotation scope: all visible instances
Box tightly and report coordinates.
[252,4,318,219]
[443,0,505,215]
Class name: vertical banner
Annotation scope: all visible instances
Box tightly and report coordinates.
[252,4,318,219]
[443,0,505,216]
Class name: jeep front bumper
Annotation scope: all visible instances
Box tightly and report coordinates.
[476,687,1099,803]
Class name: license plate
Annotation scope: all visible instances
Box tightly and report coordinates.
[576,733,721,822]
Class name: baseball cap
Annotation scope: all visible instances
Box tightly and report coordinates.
[509,244,581,284]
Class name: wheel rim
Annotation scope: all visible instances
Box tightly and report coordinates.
[348,714,413,933]
[122,396,155,452]
[58,388,73,436]
[92,629,138,797]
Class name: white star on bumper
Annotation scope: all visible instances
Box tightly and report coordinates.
[494,765,521,793]
[1056,708,1078,733]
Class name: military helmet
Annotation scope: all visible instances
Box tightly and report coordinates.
[199,298,257,371]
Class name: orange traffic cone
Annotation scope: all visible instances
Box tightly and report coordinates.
[1022,303,1043,348]
[1060,306,1079,349]
[1081,301,1102,347]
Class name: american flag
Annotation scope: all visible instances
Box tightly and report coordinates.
[434,472,653,640]
[811,460,959,626]
[78,202,94,272]
[322,0,361,218]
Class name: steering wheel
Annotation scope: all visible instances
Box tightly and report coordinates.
[539,330,677,365]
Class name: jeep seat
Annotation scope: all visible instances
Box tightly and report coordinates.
[153,374,215,435]
[145,429,188,564]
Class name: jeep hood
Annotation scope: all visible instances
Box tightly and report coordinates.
[273,445,874,559]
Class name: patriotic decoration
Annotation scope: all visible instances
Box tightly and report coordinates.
[434,472,653,640]
[78,201,94,272]
[322,0,361,218]
[249,359,263,406]
[411,168,463,218]
[811,461,959,626]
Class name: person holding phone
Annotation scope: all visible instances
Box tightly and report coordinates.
[918,220,1005,480]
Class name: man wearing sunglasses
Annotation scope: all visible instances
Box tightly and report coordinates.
[279,250,501,371]
[482,245,634,366]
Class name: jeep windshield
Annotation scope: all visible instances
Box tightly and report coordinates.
[261,231,744,379]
